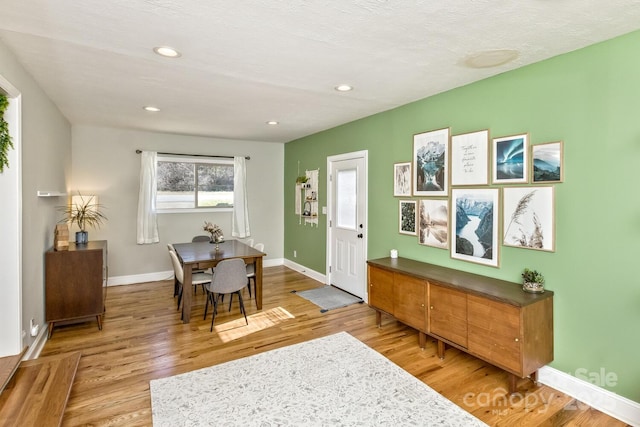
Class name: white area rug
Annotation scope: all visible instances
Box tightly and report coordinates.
[150,332,486,426]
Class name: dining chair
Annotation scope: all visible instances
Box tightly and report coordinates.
[191,235,216,277]
[167,244,179,297]
[168,250,212,312]
[203,258,249,331]
[246,243,264,298]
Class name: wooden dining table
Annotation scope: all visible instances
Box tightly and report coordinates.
[172,239,266,323]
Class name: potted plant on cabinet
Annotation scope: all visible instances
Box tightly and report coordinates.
[59,193,107,244]
[521,268,545,293]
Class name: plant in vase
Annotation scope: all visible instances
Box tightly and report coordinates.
[521,268,545,293]
[203,221,224,243]
[58,193,107,244]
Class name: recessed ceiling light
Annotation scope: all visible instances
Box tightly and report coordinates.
[143,106,160,112]
[463,49,519,69]
[153,46,181,58]
[266,121,279,125]
[335,84,353,92]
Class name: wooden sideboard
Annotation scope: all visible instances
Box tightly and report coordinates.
[367,257,553,393]
[45,240,108,337]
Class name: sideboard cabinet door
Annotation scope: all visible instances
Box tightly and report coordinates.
[393,273,426,332]
[368,265,394,316]
[467,295,521,374]
[428,283,468,348]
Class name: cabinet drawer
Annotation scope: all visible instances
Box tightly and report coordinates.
[429,283,467,348]
[467,295,521,374]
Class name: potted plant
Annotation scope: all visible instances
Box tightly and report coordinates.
[0,94,14,173]
[521,268,545,293]
[59,193,107,244]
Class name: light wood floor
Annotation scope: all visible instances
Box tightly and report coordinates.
[40,266,627,426]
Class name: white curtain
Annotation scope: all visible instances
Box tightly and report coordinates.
[137,151,160,244]
[231,156,251,238]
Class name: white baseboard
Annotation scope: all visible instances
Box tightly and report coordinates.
[283,259,326,284]
[23,324,48,360]
[107,258,287,287]
[538,366,640,426]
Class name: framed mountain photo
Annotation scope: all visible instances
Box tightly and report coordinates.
[532,141,563,183]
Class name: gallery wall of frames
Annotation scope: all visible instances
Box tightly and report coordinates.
[394,127,563,268]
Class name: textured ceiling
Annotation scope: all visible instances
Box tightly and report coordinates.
[1,0,640,143]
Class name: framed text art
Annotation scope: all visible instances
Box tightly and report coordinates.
[399,200,417,235]
[451,129,489,186]
[503,186,555,252]
[450,188,499,267]
[532,141,563,183]
[492,133,529,184]
[393,162,412,196]
[413,128,449,196]
[418,199,448,249]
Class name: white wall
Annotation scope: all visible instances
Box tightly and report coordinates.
[71,125,284,280]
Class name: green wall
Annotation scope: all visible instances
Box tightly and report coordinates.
[284,30,640,402]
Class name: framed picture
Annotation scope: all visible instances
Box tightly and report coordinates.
[451,188,499,267]
[532,141,563,183]
[413,128,449,196]
[503,186,555,252]
[399,200,417,235]
[492,133,528,184]
[451,129,489,186]
[418,199,448,249]
[393,162,412,196]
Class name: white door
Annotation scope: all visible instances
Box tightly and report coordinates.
[327,151,367,300]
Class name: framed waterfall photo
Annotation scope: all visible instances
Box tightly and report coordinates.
[413,128,450,196]
[503,186,555,252]
[393,162,412,196]
[492,133,528,184]
[450,188,499,267]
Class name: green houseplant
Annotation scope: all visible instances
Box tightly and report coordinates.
[521,268,545,293]
[59,193,107,244]
[0,94,14,173]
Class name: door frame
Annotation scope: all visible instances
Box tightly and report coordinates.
[0,74,23,357]
[326,150,368,301]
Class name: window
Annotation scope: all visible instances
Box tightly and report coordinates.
[156,155,234,210]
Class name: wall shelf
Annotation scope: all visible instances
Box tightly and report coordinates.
[37,191,66,197]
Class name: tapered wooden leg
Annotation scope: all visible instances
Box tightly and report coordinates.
[437,340,446,359]
[375,310,382,327]
[96,314,103,330]
[509,374,518,394]
[418,332,426,349]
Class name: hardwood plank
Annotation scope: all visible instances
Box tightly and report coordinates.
[38,266,628,426]
[0,352,80,427]
[0,347,27,393]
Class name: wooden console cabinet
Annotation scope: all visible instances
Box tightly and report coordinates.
[45,240,108,337]
[367,257,553,393]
